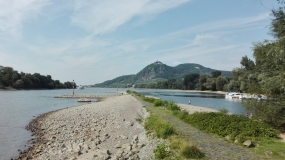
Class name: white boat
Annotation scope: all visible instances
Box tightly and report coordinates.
[225,92,241,99]
[78,85,85,89]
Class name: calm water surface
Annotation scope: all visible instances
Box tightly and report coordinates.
[0,88,246,159]
[132,89,246,115]
[0,88,122,160]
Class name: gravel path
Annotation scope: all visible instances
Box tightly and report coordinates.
[136,98,267,160]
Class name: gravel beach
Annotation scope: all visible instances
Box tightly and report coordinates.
[17,94,220,160]
[17,94,157,160]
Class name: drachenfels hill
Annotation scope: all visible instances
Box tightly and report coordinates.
[94,61,231,88]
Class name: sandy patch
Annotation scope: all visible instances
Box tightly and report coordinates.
[177,103,218,114]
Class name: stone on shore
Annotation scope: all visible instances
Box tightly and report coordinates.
[17,94,157,160]
[243,140,254,148]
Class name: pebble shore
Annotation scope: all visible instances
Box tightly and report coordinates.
[17,94,157,160]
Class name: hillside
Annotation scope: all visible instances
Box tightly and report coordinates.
[94,61,231,87]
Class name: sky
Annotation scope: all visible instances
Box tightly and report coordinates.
[0,0,283,85]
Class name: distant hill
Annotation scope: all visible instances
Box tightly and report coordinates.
[94,61,231,87]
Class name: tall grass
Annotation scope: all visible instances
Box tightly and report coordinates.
[129,90,281,159]
[145,114,175,139]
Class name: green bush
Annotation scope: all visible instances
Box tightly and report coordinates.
[154,143,170,159]
[143,97,155,103]
[166,102,181,111]
[159,125,175,139]
[181,145,205,159]
[154,99,164,107]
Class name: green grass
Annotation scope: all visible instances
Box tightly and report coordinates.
[181,145,205,159]
[250,140,285,159]
[145,113,175,139]
[128,90,284,159]
[154,143,172,160]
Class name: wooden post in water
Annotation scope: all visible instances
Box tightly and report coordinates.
[72,79,74,96]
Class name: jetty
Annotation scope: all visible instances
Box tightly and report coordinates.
[54,93,123,99]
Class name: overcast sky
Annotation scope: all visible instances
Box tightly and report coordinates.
[0,0,282,85]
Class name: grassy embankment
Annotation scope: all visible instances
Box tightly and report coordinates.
[128,90,205,159]
[128,90,285,160]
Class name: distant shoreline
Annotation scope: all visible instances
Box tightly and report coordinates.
[130,88,226,95]
[0,88,74,91]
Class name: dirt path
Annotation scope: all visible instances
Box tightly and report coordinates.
[137,98,267,160]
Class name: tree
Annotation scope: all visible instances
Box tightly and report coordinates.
[240,56,255,70]
[198,74,210,91]
[216,76,227,91]
[183,74,199,90]
[244,8,285,131]
[211,70,221,78]
[270,8,285,39]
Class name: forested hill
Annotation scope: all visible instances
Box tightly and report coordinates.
[0,65,76,89]
[94,61,231,87]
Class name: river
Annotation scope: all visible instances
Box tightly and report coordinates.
[0,88,246,159]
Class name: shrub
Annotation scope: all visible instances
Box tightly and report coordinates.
[145,114,175,139]
[159,125,175,139]
[143,97,155,103]
[172,112,279,139]
[166,102,181,111]
[154,99,164,107]
[154,143,170,159]
[181,145,205,159]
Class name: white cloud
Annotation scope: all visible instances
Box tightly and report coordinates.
[0,0,50,37]
[165,12,270,39]
[71,0,190,35]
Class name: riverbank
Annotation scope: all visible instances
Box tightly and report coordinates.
[17,94,158,160]
[16,93,224,159]
[132,88,226,95]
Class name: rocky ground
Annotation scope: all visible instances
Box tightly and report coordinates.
[17,94,158,160]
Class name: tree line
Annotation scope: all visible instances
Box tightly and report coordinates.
[0,66,76,89]
[134,70,229,92]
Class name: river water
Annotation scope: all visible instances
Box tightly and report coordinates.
[0,88,246,159]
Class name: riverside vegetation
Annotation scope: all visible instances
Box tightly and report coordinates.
[128,90,285,159]
[0,66,76,89]
[101,5,285,135]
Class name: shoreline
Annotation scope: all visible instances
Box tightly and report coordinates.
[16,94,221,159]
[16,94,157,160]
[130,88,226,95]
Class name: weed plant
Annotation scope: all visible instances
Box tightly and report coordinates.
[166,102,181,111]
[181,145,205,159]
[145,114,175,139]
[154,143,171,159]
[169,136,205,159]
[154,99,164,107]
